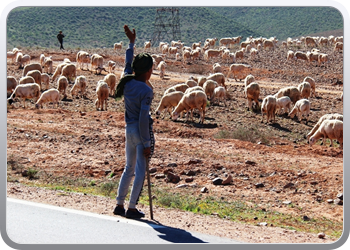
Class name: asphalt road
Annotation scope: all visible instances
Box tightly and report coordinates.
[5,198,241,245]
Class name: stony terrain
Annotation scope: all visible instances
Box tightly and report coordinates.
[6,43,343,244]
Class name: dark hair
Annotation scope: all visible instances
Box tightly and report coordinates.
[132,53,153,75]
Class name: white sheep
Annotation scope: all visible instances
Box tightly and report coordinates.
[71,75,87,98]
[204,49,223,62]
[261,95,277,123]
[203,80,218,101]
[275,96,292,115]
[212,86,227,106]
[95,80,109,111]
[7,83,41,108]
[244,82,260,111]
[298,81,311,99]
[19,76,35,85]
[207,73,226,90]
[334,42,343,52]
[61,63,76,83]
[244,74,255,87]
[16,53,31,69]
[212,63,222,73]
[303,76,316,97]
[103,73,117,97]
[52,62,70,82]
[164,83,189,95]
[35,89,60,109]
[288,99,311,123]
[309,120,343,148]
[41,73,50,90]
[90,54,104,74]
[287,50,294,61]
[227,63,252,81]
[23,63,42,77]
[172,90,207,124]
[76,51,90,70]
[157,61,166,79]
[7,48,21,64]
[144,40,152,51]
[43,57,53,74]
[306,113,343,141]
[107,60,116,73]
[40,54,45,67]
[26,70,42,87]
[155,91,184,119]
[184,86,205,94]
[274,86,301,104]
[185,79,197,88]
[114,41,123,50]
[7,76,18,93]
[57,76,69,99]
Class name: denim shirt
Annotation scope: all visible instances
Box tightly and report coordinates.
[123,43,153,148]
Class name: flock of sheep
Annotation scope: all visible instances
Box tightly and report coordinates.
[6,32,343,149]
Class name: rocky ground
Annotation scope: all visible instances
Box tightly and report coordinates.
[6,43,343,244]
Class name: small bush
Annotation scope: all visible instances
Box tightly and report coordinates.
[214,125,270,144]
[100,181,119,197]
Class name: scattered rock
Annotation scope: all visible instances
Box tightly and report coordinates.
[336,193,343,200]
[283,201,292,205]
[186,159,202,165]
[175,184,188,188]
[185,177,194,183]
[165,172,180,183]
[201,187,208,193]
[245,160,256,165]
[326,199,333,203]
[167,163,177,168]
[283,183,294,189]
[317,232,326,239]
[258,222,268,226]
[302,215,310,221]
[334,198,343,205]
[255,183,265,188]
[222,174,232,185]
[155,174,165,179]
[186,170,196,176]
[212,177,223,185]
[149,167,157,173]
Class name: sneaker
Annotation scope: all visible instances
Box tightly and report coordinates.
[113,205,125,216]
[126,209,145,219]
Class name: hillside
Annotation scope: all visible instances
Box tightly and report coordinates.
[6,6,343,49]
[209,7,344,40]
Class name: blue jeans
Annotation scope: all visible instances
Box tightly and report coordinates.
[116,124,147,209]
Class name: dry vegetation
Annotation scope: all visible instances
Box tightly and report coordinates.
[7,42,343,243]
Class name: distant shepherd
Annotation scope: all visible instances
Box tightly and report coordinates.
[57,31,65,50]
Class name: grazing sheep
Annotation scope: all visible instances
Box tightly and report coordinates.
[43,57,53,74]
[244,82,260,111]
[334,42,343,52]
[309,120,343,148]
[288,99,311,123]
[303,76,316,97]
[7,48,21,64]
[263,39,275,50]
[61,63,77,83]
[203,80,218,101]
[155,91,184,119]
[7,83,41,108]
[76,51,90,70]
[219,37,234,47]
[57,76,69,99]
[26,70,42,87]
[144,40,152,50]
[306,113,343,141]
[318,53,329,65]
[107,60,116,73]
[294,51,308,62]
[204,49,223,62]
[261,95,277,123]
[298,81,311,99]
[51,62,70,82]
[16,53,31,69]
[227,63,252,81]
[157,61,166,79]
[235,49,244,61]
[305,36,318,47]
[90,54,104,74]
[184,86,205,94]
[274,86,301,104]
[114,41,123,50]
[287,50,294,61]
[275,96,292,115]
[206,37,217,48]
[71,75,87,98]
[244,74,255,87]
[40,54,45,67]
[95,80,109,111]
[41,73,50,90]
[164,83,189,95]
[23,63,42,77]
[185,79,197,88]
[213,63,222,73]
[172,90,207,124]
[190,49,201,61]
[103,73,117,97]
[19,76,35,85]
[35,89,60,109]
[207,73,226,89]
[212,86,227,106]
[197,77,207,87]
[7,76,18,93]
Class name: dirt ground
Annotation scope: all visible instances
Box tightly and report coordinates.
[6,44,344,244]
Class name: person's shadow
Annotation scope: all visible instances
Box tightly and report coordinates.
[135,218,208,243]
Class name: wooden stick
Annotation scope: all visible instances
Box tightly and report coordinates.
[145,158,153,220]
